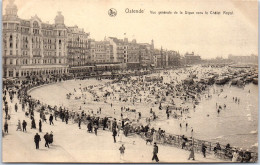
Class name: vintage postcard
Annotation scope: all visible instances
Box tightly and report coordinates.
[2,0,258,163]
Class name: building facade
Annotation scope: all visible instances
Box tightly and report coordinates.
[167,50,181,67]
[154,49,162,68]
[3,0,187,78]
[184,52,201,65]
[2,0,70,78]
[139,40,154,68]
[67,25,90,67]
[93,41,112,63]
[228,54,258,64]
[106,37,125,64]
[106,37,155,69]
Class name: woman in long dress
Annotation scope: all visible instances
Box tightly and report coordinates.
[16,120,22,131]
[153,131,158,143]
[31,118,36,129]
[118,129,123,142]
[188,144,195,160]
[232,150,239,162]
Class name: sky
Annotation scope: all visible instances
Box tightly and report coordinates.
[2,0,258,59]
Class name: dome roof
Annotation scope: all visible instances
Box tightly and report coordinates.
[55,11,64,25]
[6,0,17,9]
[3,0,19,21]
[5,0,18,15]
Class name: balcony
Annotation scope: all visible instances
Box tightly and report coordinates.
[33,55,41,57]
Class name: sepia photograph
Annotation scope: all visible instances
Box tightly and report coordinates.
[1,0,258,163]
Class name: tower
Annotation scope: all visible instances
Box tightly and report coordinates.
[54,11,67,65]
[151,39,154,49]
[55,11,65,25]
[5,0,18,17]
[3,0,20,77]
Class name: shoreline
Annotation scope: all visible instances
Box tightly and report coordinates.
[27,69,258,161]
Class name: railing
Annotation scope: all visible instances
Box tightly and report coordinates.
[9,73,258,163]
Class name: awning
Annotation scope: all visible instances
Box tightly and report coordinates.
[20,65,68,69]
[71,66,94,69]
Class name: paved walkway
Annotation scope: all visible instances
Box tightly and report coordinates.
[2,90,226,163]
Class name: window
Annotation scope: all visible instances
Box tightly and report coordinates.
[33,21,39,28]
[10,50,12,55]
[4,40,6,48]
[3,23,7,29]
[9,71,13,77]
[10,59,13,65]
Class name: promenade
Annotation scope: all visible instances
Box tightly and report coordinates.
[2,89,223,163]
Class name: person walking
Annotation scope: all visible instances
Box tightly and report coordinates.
[49,114,54,125]
[118,129,123,142]
[15,103,18,112]
[112,129,117,143]
[119,144,125,160]
[34,133,41,149]
[4,106,8,118]
[10,94,13,103]
[188,144,195,160]
[65,114,69,124]
[94,124,98,136]
[16,120,22,131]
[39,119,42,132]
[54,111,58,121]
[202,143,207,158]
[152,142,159,162]
[4,121,8,134]
[31,118,36,129]
[22,102,25,111]
[232,149,239,162]
[44,132,50,148]
[22,120,27,132]
[78,117,81,129]
[103,117,107,130]
[49,131,54,144]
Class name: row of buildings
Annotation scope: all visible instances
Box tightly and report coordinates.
[228,55,258,64]
[2,0,200,78]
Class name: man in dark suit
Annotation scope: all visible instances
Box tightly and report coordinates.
[22,120,27,132]
[44,132,50,148]
[152,142,159,162]
[49,114,54,125]
[112,129,117,143]
[39,119,42,132]
[34,133,41,149]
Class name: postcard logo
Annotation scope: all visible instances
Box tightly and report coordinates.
[108,8,117,17]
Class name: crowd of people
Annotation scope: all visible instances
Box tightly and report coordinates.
[2,66,257,162]
[2,75,66,147]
